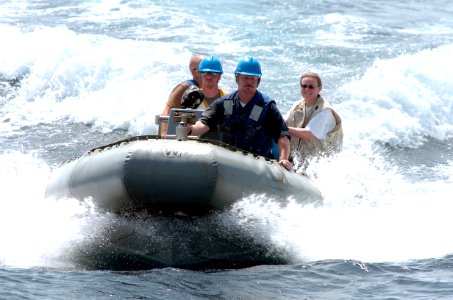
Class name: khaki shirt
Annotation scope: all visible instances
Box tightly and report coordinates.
[286,95,343,165]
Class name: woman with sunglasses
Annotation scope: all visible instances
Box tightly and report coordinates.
[286,72,343,170]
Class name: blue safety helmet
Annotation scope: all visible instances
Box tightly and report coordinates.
[198,55,223,73]
[234,56,262,77]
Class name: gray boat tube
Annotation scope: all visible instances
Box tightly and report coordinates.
[45,136,323,215]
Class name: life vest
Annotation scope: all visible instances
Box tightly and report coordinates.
[217,91,274,158]
[286,95,343,162]
[184,79,199,88]
[197,89,229,141]
[168,80,199,109]
[196,89,229,110]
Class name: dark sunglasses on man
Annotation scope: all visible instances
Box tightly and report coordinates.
[200,72,219,77]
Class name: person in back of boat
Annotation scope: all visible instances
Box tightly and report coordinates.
[183,55,229,140]
[187,56,292,171]
[286,72,343,169]
[192,55,229,110]
[161,54,228,137]
[161,54,204,136]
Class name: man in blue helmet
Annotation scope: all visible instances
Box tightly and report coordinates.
[161,54,228,137]
[188,56,292,170]
[190,55,228,110]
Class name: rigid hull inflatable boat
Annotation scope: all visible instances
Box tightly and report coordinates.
[45,136,322,215]
[46,108,323,215]
[44,109,323,269]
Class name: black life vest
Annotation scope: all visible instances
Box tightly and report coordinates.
[218,91,274,158]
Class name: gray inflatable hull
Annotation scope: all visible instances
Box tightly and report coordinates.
[45,136,322,214]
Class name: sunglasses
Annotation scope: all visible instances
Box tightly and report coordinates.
[301,84,318,89]
[200,72,219,76]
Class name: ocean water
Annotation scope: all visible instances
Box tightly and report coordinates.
[1,0,453,299]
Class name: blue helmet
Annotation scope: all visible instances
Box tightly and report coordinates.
[234,56,262,77]
[198,55,223,73]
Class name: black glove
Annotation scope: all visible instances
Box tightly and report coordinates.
[181,86,205,109]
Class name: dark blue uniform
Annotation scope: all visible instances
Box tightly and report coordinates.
[200,90,290,159]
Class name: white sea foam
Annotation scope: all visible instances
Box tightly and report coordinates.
[227,178,453,264]
[0,24,194,135]
[338,44,453,149]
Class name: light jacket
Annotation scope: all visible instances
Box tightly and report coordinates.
[286,95,343,160]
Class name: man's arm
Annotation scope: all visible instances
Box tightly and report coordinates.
[287,126,315,140]
[288,109,335,141]
[187,120,210,136]
[160,83,189,137]
[160,104,172,137]
[266,102,292,170]
[277,136,292,170]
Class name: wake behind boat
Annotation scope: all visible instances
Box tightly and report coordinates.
[45,109,323,216]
